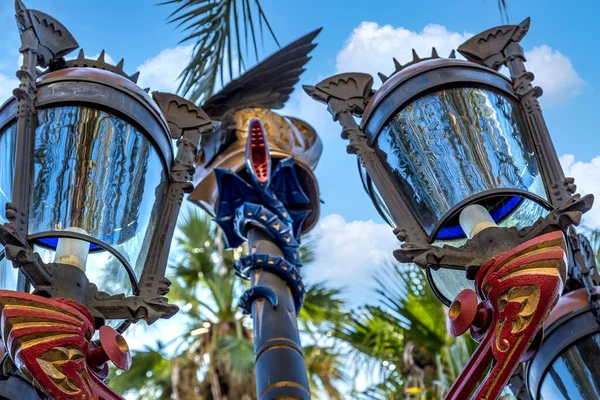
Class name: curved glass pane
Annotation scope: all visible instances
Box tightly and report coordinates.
[429,267,474,304]
[375,87,547,236]
[28,106,168,291]
[0,123,19,290]
[358,158,397,227]
[540,333,600,400]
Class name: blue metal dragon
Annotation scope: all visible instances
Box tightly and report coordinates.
[214,119,310,315]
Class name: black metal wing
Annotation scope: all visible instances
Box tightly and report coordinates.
[202,28,322,120]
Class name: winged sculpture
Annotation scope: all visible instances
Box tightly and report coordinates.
[189,29,323,235]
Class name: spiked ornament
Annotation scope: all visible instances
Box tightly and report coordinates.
[58,49,140,83]
[378,47,457,83]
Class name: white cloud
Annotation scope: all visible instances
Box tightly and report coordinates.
[525,45,586,105]
[303,214,398,305]
[334,22,585,104]
[136,45,194,93]
[335,22,472,84]
[0,73,18,102]
[561,154,600,229]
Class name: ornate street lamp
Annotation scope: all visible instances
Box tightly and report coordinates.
[0,2,218,399]
[306,18,595,400]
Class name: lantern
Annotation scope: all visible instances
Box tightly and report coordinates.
[306,17,594,400]
[305,18,592,306]
[0,3,217,399]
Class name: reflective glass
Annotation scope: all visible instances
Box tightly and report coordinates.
[540,333,600,400]
[358,158,397,227]
[0,123,19,290]
[375,87,547,238]
[429,267,474,304]
[29,106,168,289]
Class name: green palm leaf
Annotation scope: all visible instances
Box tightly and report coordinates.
[108,345,173,399]
[161,0,279,103]
[338,262,475,399]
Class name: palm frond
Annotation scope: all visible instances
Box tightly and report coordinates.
[498,0,509,22]
[162,0,279,103]
[215,334,255,381]
[304,344,348,400]
[108,346,173,399]
[338,261,475,399]
[300,232,318,266]
[300,282,345,326]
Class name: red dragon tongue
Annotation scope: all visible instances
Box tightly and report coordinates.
[248,119,270,184]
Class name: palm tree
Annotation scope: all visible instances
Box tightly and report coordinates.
[109,209,348,399]
[160,0,280,103]
[337,263,477,399]
[161,0,511,103]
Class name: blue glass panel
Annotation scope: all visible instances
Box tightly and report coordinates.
[0,123,18,290]
[37,237,101,251]
[375,87,548,238]
[540,333,600,400]
[436,195,523,240]
[28,106,168,291]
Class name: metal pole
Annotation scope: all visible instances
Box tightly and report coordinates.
[247,228,311,400]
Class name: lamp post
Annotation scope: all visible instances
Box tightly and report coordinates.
[306,18,597,400]
[188,31,323,399]
[0,2,218,399]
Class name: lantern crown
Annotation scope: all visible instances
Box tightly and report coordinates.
[377,47,457,84]
[50,49,142,84]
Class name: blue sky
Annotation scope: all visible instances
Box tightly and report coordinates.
[1,0,600,344]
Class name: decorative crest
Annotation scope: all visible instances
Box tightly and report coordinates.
[15,0,79,67]
[458,18,531,70]
[377,47,456,83]
[152,92,219,139]
[61,49,140,83]
[303,73,375,117]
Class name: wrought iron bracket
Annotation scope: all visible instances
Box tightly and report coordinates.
[138,93,219,307]
[394,194,593,274]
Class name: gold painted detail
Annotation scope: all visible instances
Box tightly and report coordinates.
[260,381,310,398]
[498,285,541,334]
[0,292,103,399]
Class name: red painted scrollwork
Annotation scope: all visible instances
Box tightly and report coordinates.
[445,230,567,400]
[0,291,130,400]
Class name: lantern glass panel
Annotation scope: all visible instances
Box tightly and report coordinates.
[539,333,600,400]
[0,123,19,290]
[358,159,396,227]
[374,87,547,239]
[28,106,168,289]
[429,267,474,304]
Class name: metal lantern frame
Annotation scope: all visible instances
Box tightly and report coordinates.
[305,18,593,306]
[0,2,218,332]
